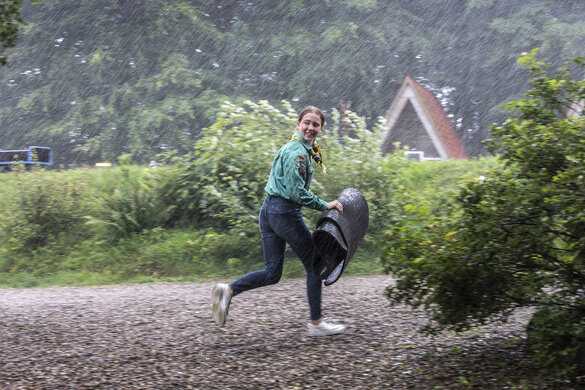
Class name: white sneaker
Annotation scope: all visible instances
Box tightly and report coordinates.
[211,283,231,325]
[307,320,346,336]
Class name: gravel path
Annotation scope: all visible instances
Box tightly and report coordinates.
[1,275,583,389]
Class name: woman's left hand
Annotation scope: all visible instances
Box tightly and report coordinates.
[326,200,343,214]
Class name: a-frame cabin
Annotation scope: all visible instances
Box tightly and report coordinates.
[381,76,468,161]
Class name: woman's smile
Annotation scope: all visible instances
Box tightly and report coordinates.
[297,113,322,145]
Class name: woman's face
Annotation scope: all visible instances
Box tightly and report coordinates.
[297,113,322,145]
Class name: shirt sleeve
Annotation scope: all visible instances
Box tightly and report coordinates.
[282,148,328,211]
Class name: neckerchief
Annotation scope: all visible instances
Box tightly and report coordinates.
[291,136,327,174]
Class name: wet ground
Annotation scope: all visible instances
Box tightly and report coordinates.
[1,275,583,389]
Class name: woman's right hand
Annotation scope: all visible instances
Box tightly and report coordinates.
[326,200,343,214]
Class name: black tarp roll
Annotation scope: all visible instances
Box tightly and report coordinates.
[313,188,369,286]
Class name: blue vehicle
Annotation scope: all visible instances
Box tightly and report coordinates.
[0,146,53,170]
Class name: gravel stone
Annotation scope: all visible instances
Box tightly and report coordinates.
[1,275,584,389]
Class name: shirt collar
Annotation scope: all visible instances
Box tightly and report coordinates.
[293,132,312,150]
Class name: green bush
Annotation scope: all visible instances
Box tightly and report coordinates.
[156,100,405,239]
[84,163,166,239]
[383,51,585,375]
[0,167,87,273]
[155,100,296,231]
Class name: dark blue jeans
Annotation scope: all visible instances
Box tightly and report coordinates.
[229,195,322,321]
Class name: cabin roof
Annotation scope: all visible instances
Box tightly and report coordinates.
[382,76,468,159]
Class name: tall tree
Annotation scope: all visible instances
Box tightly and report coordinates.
[1,0,584,162]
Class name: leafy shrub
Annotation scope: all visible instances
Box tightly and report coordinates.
[22,169,87,244]
[383,51,585,375]
[156,100,405,238]
[155,100,297,231]
[527,306,585,376]
[0,167,87,272]
[84,161,168,239]
[151,100,411,273]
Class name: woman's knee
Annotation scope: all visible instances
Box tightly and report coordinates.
[264,268,282,285]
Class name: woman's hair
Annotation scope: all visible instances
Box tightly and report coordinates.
[297,106,325,127]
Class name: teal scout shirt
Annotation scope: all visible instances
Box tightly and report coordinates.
[265,132,328,211]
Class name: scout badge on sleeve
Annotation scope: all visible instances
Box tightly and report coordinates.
[294,155,307,175]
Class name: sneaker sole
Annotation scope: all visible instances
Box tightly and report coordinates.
[308,326,346,337]
[211,285,225,325]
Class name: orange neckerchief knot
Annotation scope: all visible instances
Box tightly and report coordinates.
[291,136,327,174]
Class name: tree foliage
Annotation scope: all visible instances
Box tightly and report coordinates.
[383,52,585,374]
[1,0,23,65]
[1,0,585,163]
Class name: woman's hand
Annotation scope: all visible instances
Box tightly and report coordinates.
[326,200,343,214]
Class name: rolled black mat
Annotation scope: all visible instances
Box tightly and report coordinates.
[313,188,369,286]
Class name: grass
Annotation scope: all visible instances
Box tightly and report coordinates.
[0,157,498,289]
